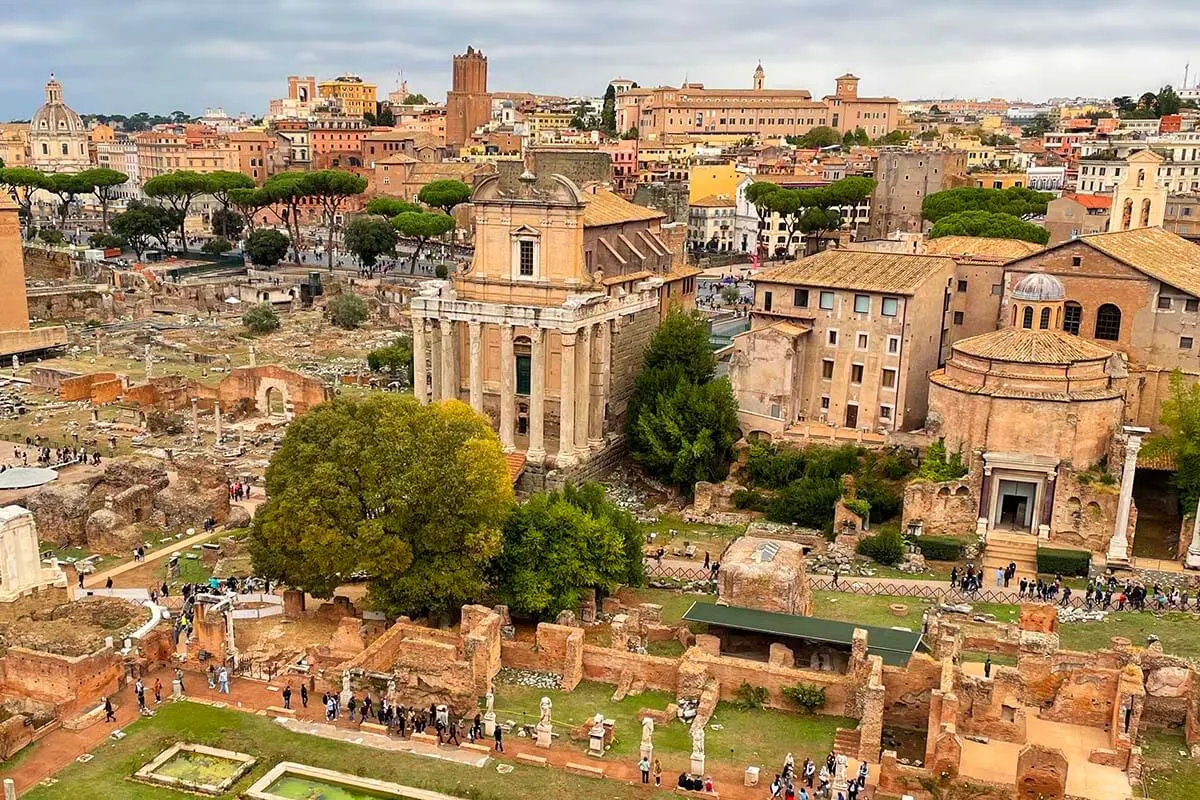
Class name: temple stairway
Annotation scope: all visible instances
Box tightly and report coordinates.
[982,530,1039,584]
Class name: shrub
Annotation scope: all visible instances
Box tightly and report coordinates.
[918,438,968,482]
[242,302,280,334]
[1036,547,1091,577]
[855,474,902,522]
[745,442,807,489]
[766,476,841,528]
[844,498,871,519]
[201,237,233,255]
[328,293,368,329]
[876,448,916,480]
[37,228,65,245]
[434,263,449,279]
[856,526,905,566]
[731,489,769,512]
[803,443,862,480]
[782,683,826,713]
[733,681,769,710]
[913,536,969,562]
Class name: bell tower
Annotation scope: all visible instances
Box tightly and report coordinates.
[753,63,765,91]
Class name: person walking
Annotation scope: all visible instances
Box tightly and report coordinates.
[207,665,216,689]
[218,666,230,694]
[984,655,992,678]
[300,683,309,709]
[639,756,651,784]
[135,679,146,712]
[653,758,662,787]
[104,697,116,723]
[282,683,293,710]
[154,678,163,704]
[494,725,504,752]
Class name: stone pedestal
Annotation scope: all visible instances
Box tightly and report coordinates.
[172,679,183,698]
[4,777,16,800]
[589,723,607,757]
[482,711,496,737]
[690,753,705,776]
[535,722,552,748]
[640,742,653,762]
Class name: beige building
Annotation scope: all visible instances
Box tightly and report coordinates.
[134,132,239,181]
[729,250,955,437]
[1044,194,1110,246]
[1108,150,1167,233]
[617,70,897,141]
[408,172,691,489]
[687,194,737,251]
[317,74,378,119]
[0,124,30,168]
[29,75,90,173]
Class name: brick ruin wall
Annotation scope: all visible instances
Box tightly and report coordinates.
[902,473,981,537]
[22,247,72,280]
[0,645,123,716]
[1048,464,1121,553]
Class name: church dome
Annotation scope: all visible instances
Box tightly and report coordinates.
[30,75,85,136]
[1011,272,1066,302]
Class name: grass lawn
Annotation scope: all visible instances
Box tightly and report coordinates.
[867,561,956,581]
[173,555,214,585]
[810,591,931,630]
[1139,730,1199,800]
[642,515,745,554]
[18,701,677,800]
[960,651,1017,666]
[616,587,716,626]
[491,680,849,772]
[1058,611,1200,658]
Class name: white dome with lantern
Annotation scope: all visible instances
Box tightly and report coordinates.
[29,74,90,173]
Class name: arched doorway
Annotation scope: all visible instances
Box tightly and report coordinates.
[265,387,286,417]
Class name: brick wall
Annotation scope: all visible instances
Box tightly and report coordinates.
[608,308,656,432]
[0,645,123,715]
[22,247,72,280]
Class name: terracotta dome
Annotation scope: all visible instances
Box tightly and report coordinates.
[1011,272,1066,302]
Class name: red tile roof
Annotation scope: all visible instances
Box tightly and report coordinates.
[1063,193,1112,210]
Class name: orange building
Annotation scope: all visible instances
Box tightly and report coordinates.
[228,129,286,183]
[134,131,238,181]
[616,68,897,141]
[445,47,492,147]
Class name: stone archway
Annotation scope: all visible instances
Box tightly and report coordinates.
[265,387,286,418]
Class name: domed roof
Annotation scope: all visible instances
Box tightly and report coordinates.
[30,75,85,136]
[1011,272,1066,302]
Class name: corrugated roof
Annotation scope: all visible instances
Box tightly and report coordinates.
[583,190,666,227]
[682,602,922,667]
[952,327,1114,364]
[1079,227,1200,297]
[755,250,954,295]
[924,236,1043,261]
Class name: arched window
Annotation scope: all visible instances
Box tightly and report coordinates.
[1094,303,1121,341]
[1136,169,1145,188]
[1039,307,1051,329]
[1022,306,1034,329]
[1063,301,1082,335]
[1141,197,1152,227]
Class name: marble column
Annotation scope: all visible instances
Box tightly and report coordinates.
[412,319,428,404]
[190,398,200,439]
[527,328,546,464]
[588,320,609,449]
[429,321,443,401]
[440,319,457,401]
[94,331,102,357]
[248,345,256,367]
[1185,494,1200,569]
[499,325,516,452]
[214,403,222,441]
[468,322,483,413]
[574,325,591,456]
[558,330,577,467]
[1108,426,1151,564]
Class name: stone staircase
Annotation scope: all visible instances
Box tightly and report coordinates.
[982,530,1039,583]
[833,726,861,756]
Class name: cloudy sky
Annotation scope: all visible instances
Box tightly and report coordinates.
[3,0,1198,120]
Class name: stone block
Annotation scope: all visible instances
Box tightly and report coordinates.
[1018,603,1058,634]
[410,732,439,746]
[516,753,548,767]
[265,706,295,718]
[564,761,605,778]
[1016,744,1068,800]
[360,722,388,734]
[282,589,305,619]
[694,634,721,656]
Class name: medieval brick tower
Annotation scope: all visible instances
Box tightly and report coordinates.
[445,46,492,148]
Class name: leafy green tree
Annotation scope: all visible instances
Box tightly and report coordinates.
[47,172,93,229]
[601,84,617,135]
[242,302,281,334]
[391,211,455,272]
[493,483,643,618]
[262,172,309,261]
[787,126,840,149]
[745,181,782,250]
[248,394,514,619]
[367,337,413,383]
[1112,96,1136,114]
[143,170,212,252]
[328,293,368,329]
[302,169,368,269]
[627,311,738,488]
[244,228,290,267]
[228,187,272,234]
[202,237,233,255]
[842,127,870,147]
[922,186,1052,224]
[362,111,377,126]
[1021,114,1052,136]
[376,106,395,127]
[917,439,968,481]
[88,232,125,249]
[874,129,909,145]
[719,286,741,305]
[204,170,254,237]
[0,167,50,237]
[76,167,128,232]
[402,93,429,105]
[365,196,420,218]
[621,126,638,140]
[37,228,65,245]
[1142,371,1200,513]
[929,210,1049,245]
[766,476,842,528]
[343,215,398,272]
[417,179,472,216]
[210,207,245,242]
[918,130,939,141]
[1156,84,1183,117]
[110,201,172,259]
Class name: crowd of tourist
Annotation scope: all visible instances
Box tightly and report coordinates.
[769,752,870,800]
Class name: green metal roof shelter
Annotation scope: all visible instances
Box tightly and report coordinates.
[682,602,923,667]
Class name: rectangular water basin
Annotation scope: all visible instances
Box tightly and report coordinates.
[247,762,463,800]
[134,742,257,794]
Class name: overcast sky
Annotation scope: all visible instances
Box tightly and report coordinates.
[4,0,1199,120]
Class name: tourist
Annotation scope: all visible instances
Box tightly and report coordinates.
[653,758,662,787]
[448,718,461,746]
[135,679,146,712]
[208,665,217,689]
[803,757,815,787]
[832,568,840,589]
[362,693,373,721]
[493,724,503,752]
[782,753,795,782]
[639,756,650,783]
[856,761,868,790]
[300,683,309,709]
[175,668,185,694]
[106,577,113,589]
[77,571,84,589]
[472,712,482,741]
[846,779,858,800]
[218,666,229,694]
[282,683,292,710]
[797,786,809,800]
[104,697,115,723]
[984,656,992,678]
[154,678,162,704]
[785,781,796,800]
[995,566,1004,587]
[771,774,783,799]
[1060,586,1073,608]
[818,763,830,797]
[704,776,714,793]
[950,567,958,588]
